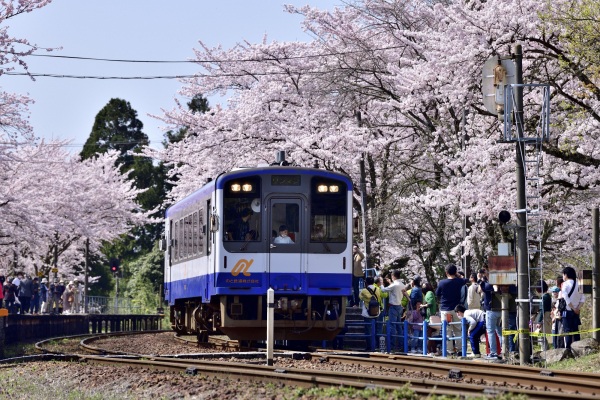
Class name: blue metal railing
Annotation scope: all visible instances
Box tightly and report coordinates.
[324,317,469,357]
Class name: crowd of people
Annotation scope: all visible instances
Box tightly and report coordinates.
[352,244,586,359]
[0,272,84,315]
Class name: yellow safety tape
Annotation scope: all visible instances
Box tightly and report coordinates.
[503,327,600,337]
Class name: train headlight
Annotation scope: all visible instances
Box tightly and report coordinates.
[317,184,328,193]
[242,183,252,192]
[231,183,241,192]
[329,185,339,193]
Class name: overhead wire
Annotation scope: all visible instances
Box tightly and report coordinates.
[2,45,401,80]
[19,45,402,63]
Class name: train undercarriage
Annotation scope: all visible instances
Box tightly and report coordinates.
[170,294,346,342]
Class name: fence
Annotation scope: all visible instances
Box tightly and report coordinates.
[84,296,143,315]
[325,317,469,357]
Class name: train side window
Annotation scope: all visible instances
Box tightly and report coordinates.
[192,211,198,256]
[198,209,204,255]
[179,218,184,260]
[171,221,179,261]
[173,220,179,261]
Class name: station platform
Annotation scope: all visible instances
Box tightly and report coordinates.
[1,312,164,344]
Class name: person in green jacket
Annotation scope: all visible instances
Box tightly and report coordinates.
[421,282,439,354]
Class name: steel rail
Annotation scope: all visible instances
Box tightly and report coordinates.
[324,352,600,396]
[35,330,172,355]
[79,354,600,399]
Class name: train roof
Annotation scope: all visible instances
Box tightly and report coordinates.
[215,166,353,189]
[165,166,352,218]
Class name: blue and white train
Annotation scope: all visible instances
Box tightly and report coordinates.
[163,154,353,341]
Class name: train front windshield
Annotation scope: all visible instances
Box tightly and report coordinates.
[221,172,348,253]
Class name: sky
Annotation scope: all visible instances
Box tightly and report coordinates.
[1,0,339,150]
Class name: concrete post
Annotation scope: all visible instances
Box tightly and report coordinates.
[266,288,274,366]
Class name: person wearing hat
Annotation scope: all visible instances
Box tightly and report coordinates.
[231,208,253,240]
[40,278,49,314]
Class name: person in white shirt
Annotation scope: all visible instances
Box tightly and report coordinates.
[455,304,486,358]
[381,269,407,352]
[561,266,582,349]
[273,225,294,244]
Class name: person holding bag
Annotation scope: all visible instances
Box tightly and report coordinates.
[560,267,581,349]
[408,276,423,353]
[359,276,382,351]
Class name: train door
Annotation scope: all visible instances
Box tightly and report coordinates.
[268,197,303,290]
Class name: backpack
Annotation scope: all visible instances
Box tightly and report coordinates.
[365,286,380,317]
[557,281,576,313]
[407,301,423,325]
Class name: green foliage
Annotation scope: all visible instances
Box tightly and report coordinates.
[79,98,168,294]
[293,384,417,399]
[545,0,600,79]
[163,94,210,145]
[123,243,164,314]
[80,98,148,162]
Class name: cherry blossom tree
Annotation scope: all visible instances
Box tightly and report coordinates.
[0,1,152,281]
[156,0,600,281]
[0,141,150,280]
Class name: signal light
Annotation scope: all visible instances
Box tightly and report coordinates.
[110,259,120,273]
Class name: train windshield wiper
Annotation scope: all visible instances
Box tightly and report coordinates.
[318,238,331,252]
[239,238,251,251]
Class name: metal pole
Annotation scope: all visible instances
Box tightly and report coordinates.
[84,238,89,314]
[501,292,510,356]
[513,44,532,365]
[359,156,370,269]
[53,245,58,282]
[356,110,370,269]
[593,208,600,343]
[461,109,472,277]
[114,275,119,314]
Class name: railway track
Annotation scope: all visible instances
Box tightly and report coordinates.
[173,334,242,350]
[316,351,600,397]
[78,353,599,399]
[31,331,600,398]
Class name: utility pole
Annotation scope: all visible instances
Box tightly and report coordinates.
[84,238,89,314]
[513,44,532,365]
[356,110,371,270]
[461,108,472,277]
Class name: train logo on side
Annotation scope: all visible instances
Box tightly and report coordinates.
[231,259,254,277]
